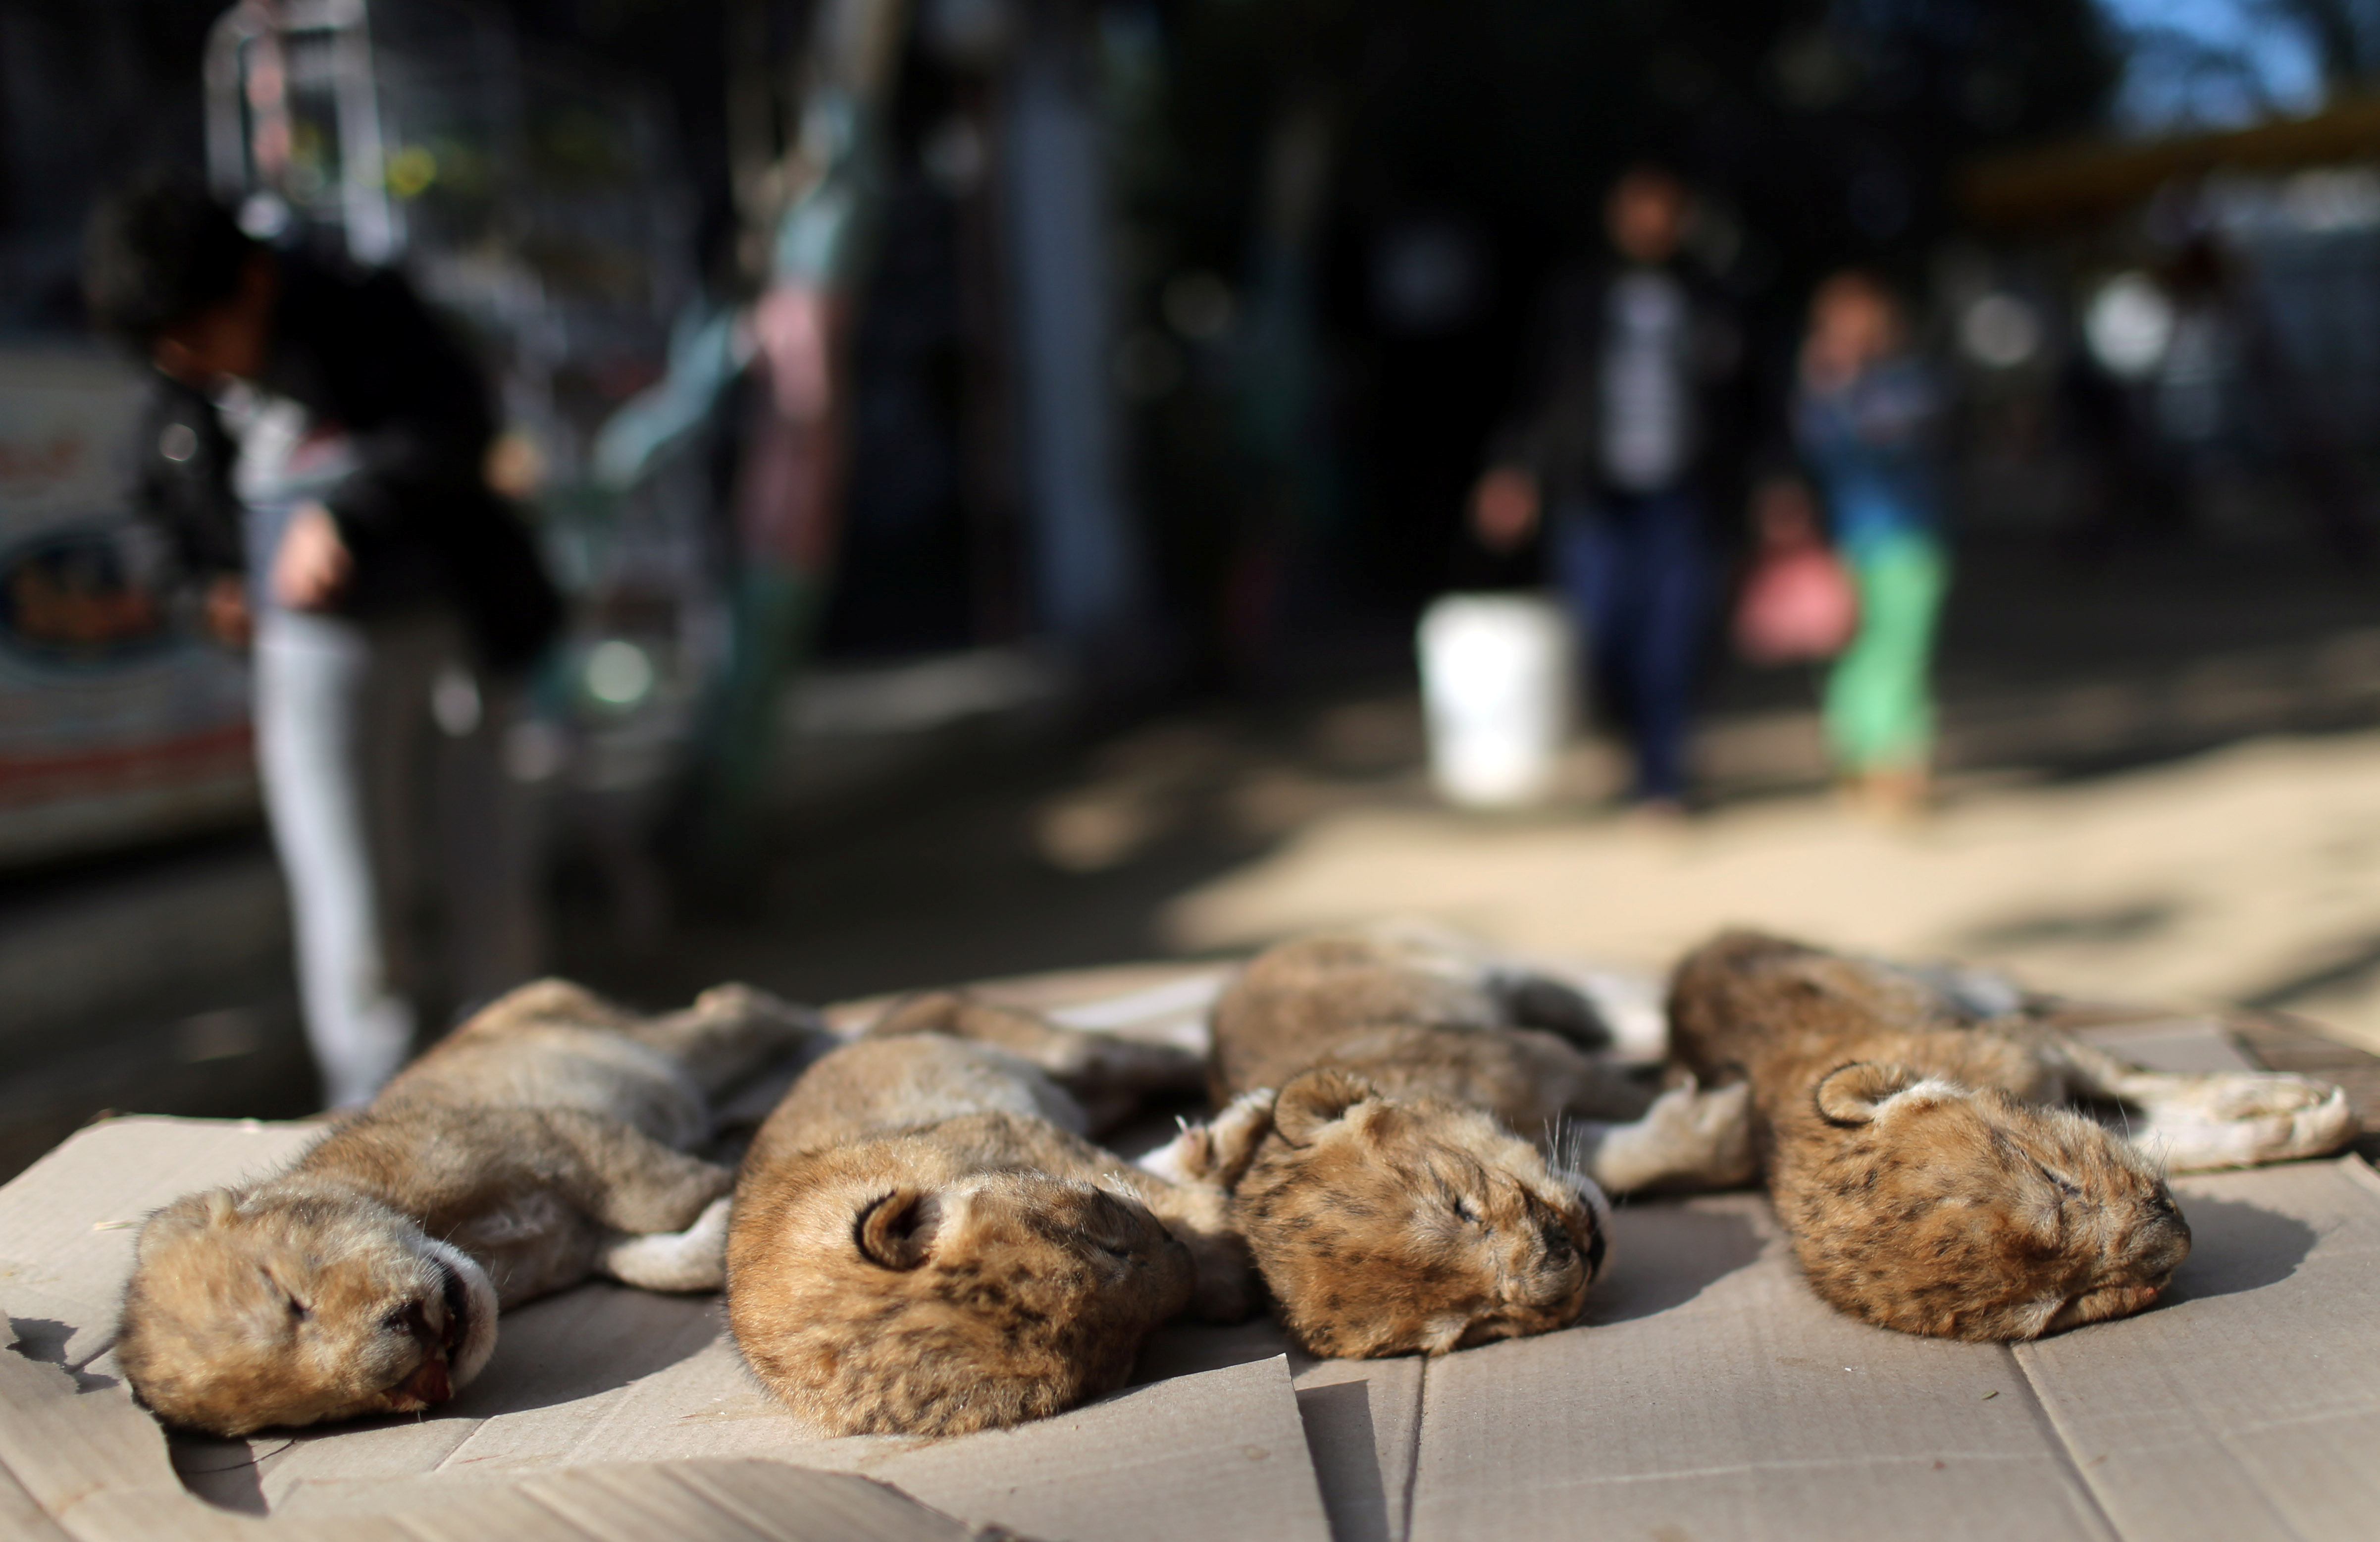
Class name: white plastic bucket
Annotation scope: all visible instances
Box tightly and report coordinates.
[1417,591,1577,808]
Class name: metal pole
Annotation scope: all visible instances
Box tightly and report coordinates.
[326,0,400,262]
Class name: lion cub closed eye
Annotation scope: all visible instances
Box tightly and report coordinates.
[1211,1067,1610,1358]
[1666,930,2349,1340]
[117,979,820,1436]
[1147,925,1751,1360]
[728,993,1249,1437]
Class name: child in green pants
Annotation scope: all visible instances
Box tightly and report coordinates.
[1795,272,1948,814]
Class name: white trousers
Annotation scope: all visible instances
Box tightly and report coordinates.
[252,609,542,1108]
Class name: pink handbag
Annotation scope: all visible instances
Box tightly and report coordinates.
[1734,539,1859,665]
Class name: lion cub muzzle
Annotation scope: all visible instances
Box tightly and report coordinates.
[378,1244,490,1413]
[117,1192,504,1436]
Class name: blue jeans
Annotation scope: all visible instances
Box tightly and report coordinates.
[1551,489,1709,802]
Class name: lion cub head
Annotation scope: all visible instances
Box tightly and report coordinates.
[728,1121,1195,1436]
[117,1183,499,1436]
[1231,1070,1609,1358]
[1784,1063,2191,1340]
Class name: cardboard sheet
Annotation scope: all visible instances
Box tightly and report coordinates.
[1133,1317,1426,1542]
[260,1349,1330,1542]
[2,1316,987,1542]
[0,1117,1329,1542]
[2071,1017,2261,1075]
[1404,1192,2117,1542]
[4,977,2374,1542]
[2015,1158,2380,1542]
[825,965,1237,1053]
[0,1117,323,1363]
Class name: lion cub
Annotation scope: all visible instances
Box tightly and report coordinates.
[729,992,1247,1437]
[1144,925,1755,1360]
[1668,930,2356,1340]
[119,979,818,1436]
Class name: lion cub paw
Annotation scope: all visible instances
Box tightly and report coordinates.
[1589,1079,1758,1195]
[1139,1087,1275,1190]
[599,1195,732,1292]
[2140,1074,2358,1171]
[1648,1077,1758,1187]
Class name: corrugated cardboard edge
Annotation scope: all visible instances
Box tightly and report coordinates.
[252,1354,1331,1542]
[1129,1316,1426,1542]
[834,1354,1330,1542]
[1286,1358,1424,1542]
[0,1336,1011,1542]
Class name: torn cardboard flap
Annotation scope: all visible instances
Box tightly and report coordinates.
[1132,1313,1425,1542]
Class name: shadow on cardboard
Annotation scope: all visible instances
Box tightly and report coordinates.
[2158,1189,2319,1308]
[1586,1203,1766,1326]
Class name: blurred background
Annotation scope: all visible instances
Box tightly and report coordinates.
[10,0,2380,1173]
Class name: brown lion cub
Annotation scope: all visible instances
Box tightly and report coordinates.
[1144,925,1756,1360]
[729,992,1248,1437]
[1667,930,2357,1340]
[119,979,819,1436]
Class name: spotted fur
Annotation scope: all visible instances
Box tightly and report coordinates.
[1164,926,1747,1359]
[1667,931,2198,1340]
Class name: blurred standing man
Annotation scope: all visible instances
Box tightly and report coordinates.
[1471,164,1739,813]
[86,182,561,1107]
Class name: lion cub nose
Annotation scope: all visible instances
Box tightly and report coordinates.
[2138,1214,2191,1278]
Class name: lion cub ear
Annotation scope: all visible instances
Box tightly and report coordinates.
[1273,1069,1376,1147]
[855,1189,940,1271]
[1814,1063,1922,1127]
[133,1190,230,1263]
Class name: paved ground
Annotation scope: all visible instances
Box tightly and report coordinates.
[677,529,2380,1045]
[1161,729,2380,1051]
[9,522,2380,1177]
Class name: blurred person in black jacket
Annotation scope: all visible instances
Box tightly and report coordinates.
[87,180,561,1107]
[1469,164,1742,813]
